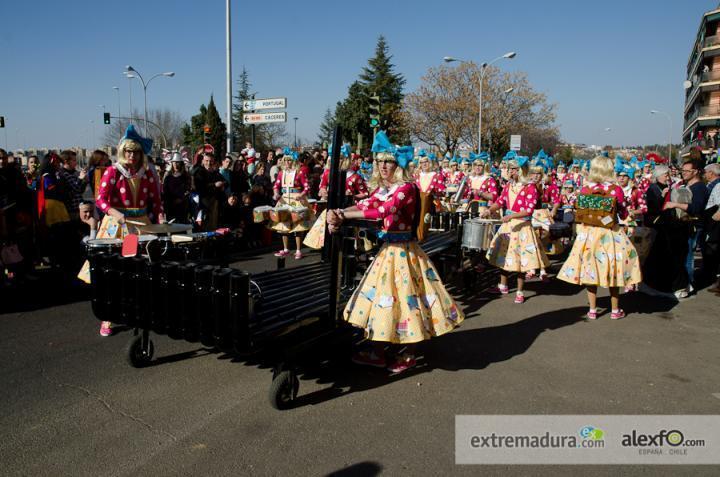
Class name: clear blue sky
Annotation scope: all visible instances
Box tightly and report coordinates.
[0,0,710,150]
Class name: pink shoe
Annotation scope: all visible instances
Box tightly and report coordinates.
[586,309,598,320]
[487,285,509,295]
[274,249,290,258]
[294,251,303,260]
[351,350,387,368]
[99,321,113,337]
[611,309,625,320]
[387,355,417,374]
[514,294,525,304]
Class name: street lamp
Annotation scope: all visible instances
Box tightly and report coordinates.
[293,117,299,148]
[124,72,135,120]
[112,86,121,118]
[650,110,673,161]
[125,65,175,135]
[444,51,516,152]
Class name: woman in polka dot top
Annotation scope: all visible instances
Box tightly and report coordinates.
[327,132,464,374]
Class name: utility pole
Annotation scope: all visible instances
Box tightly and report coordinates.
[225,0,233,154]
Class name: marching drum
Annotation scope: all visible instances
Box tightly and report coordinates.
[562,208,575,224]
[290,206,309,223]
[462,218,501,251]
[269,206,292,223]
[86,238,123,256]
[253,205,272,223]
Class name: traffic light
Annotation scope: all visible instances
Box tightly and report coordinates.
[203,125,211,143]
[0,116,5,128]
[368,95,380,128]
[103,112,111,125]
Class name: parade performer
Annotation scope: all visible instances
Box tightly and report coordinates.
[569,159,584,188]
[415,151,446,223]
[304,145,368,249]
[444,156,465,198]
[636,156,655,193]
[271,148,316,259]
[79,125,164,336]
[457,155,469,175]
[561,179,577,208]
[557,155,642,320]
[556,161,568,186]
[326,131,464,373]
[615,158,647,225]
[529,158,563,271]
[464,153,499,216]
[482,155,550,304]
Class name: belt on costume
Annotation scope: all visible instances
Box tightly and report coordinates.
[503,210,531,221]
[377,231,413,243]
[282,187,302,193]
[115,207,148,217]
[473,201,489,207]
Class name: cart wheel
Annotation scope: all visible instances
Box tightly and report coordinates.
[269,370,299,410]
[125,336,155,368]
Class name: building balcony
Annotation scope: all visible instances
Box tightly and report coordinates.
[683,105,720,135]
[706,34,720,48]
[702,69,720,82]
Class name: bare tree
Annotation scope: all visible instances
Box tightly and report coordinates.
[403,63,558,157]
[102,108,186,151]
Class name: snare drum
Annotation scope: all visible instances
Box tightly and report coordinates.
[253,206,272,223]
[269,207,292,223]
[86,238,123,256]
[290,206,309,223]
[462,218,501,251]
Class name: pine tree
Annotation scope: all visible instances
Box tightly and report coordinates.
[206,95,227,157]
[359,35,406,143]
[232,66,254,150]
[183,98,227,157]
[333,35,407,150]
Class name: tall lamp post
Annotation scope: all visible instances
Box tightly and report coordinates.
[124,72,134,120]
[650,110,673,162]
[125,66,175,136]
[444,51,516,152]
[293,117,299,148]
[112,86,121,118]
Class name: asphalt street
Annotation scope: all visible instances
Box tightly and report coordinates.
[1,250,719,476]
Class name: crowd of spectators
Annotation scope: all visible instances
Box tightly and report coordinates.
[0,144,368,287]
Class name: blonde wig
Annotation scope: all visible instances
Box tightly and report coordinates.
[507,159,532,184]
[368,151,414,190]
[587,155,616,184]
[117,138,146,168]
[280,154,298,171]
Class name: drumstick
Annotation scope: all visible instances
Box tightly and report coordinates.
[126,220,145,226]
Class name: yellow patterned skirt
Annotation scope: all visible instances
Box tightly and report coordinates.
[268,196,316,234]
[303,209,327,249]
[557,224,642,288]
[77,213,151,284]
[485,218,550,272]
[343,240,464,344]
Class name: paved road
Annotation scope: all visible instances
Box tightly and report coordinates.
[1,251,719,476]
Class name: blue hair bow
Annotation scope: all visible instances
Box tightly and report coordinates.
[536,149,547,160]
[395,146,414,169]
[428,153,437,162]
[503,150,517,162]
[122,125,153,154]
[283,146,293,156]
[516,156,529,168]
[340,144,351,158]
[371,131,412,168]
[417,149,427,158]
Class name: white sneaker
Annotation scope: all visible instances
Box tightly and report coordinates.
[674,289,689,299]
